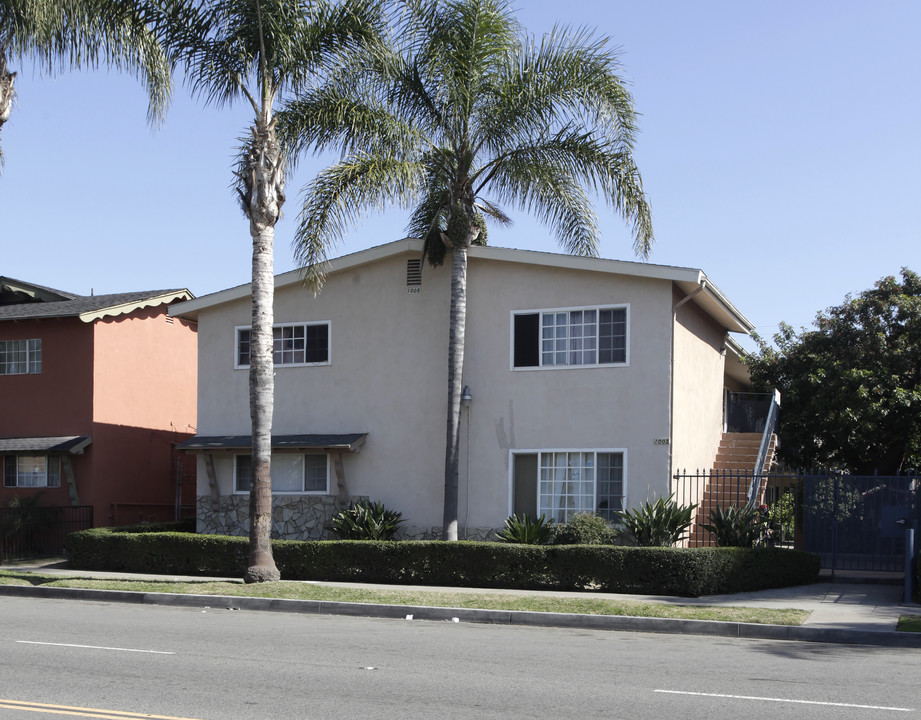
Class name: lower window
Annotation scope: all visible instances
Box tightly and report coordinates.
[3,455,61,488]
[234,453,329,494]
[513,450,624,523]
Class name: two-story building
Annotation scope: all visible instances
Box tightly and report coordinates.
[0,277,198,529]
[172,239,757,540]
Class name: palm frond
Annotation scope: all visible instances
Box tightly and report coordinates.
[477,25,638,160]
[293,153,425,288]
[489,154,599,256]
[1,0,174,124]
[405,188,447,266]
[474,197,510,225]
[595,148,654,258]
[478,127,652,257]
[169,0,388,112]
[276,84,421,169]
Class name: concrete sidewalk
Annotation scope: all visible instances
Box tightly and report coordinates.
[3,561,919,647]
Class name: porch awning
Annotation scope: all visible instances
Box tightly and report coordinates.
[0,436,92,455]
[176,433,367,453]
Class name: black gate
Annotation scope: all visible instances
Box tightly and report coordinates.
[674,470,920,574]
[798,473,919,573]
[0,505,94,563]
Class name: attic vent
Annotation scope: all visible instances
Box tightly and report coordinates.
[406,258,422,294]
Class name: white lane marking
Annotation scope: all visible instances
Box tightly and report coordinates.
[16,640,174,655]
[655,690,913,712]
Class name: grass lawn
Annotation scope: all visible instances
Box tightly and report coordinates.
[897,615,921,633]
[0,570,808,626]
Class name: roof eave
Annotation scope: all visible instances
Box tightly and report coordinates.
[169,240,754,335]
[171,239,423,320]
[80,290,193,322]
[673,276,755,335]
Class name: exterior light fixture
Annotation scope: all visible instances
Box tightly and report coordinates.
[461,385,473,407]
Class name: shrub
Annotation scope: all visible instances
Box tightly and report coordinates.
[64,527,821,596]
[548,512,621,545]
[65,527,248,575]
[110,519,196,534]
[330,500,404,540]
[767,491,796,540]
[617,495,695,547]
[496,513,555,544]
[703,504,761,547]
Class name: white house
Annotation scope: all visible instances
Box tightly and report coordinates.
[171,239,757,540]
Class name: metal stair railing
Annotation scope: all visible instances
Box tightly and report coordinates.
[748,389,781,503]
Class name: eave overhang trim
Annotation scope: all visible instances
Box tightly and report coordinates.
[79,290,193,323]
[176,433,368,453]
[169,239,754,336]
[0,436,92,455]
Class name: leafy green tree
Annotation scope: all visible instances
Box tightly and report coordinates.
[0,0,172,163]
[164,0,385,581]
[279,0,654,540]
[748,269,921,474]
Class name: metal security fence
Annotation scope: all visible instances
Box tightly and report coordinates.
[724,392,773,434]
[0,505,93,563]
[674,470,920,574]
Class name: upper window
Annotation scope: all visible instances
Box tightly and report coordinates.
[234,453,329,494]
[3,455,61,488]
[513,307,627,368]
[0,339,42,375]
[236,323,329,368]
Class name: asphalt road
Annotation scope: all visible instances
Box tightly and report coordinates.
[0,596,918,720]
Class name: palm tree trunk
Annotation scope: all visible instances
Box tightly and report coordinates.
[0,50,15,154]
[443,243,469,541]
[242,117,284,583]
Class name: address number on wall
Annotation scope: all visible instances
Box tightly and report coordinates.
[654,438,670,445]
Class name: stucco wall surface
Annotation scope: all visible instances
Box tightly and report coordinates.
[93,304,198,432]
[670,288,727,475]
[193,248,689,537]
[0,318,94,435]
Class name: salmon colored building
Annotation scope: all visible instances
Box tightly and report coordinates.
[0,277,198,528]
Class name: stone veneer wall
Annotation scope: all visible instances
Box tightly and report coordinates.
[197,494,349,540]
[197,495,500,542]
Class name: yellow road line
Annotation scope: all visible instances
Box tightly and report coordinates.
[0,698,207,720]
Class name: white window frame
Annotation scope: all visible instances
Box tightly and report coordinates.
[3,455,61,488]
[0,338,42,375]
[233,453,330,495]
[508,448,627,523]
[510,305,629,370]
[235,321,331,369]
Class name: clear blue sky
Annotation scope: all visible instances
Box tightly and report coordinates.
[1,0,918,351]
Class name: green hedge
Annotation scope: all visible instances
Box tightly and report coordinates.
[65,528,820,597]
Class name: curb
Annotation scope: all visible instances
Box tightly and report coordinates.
[2,584,920,648]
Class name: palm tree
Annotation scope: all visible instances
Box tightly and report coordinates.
[164,0,385,582]
[280,0,653,540]
[0,0,172,164]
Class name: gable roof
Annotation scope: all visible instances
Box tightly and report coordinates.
[170,238,753,334]
[0,278,193,322]
[0,436,92,454]
[0,277,79,304]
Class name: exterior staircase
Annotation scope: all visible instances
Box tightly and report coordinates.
[687,432,777,547]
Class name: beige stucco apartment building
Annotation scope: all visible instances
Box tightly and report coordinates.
[172,239,755,540]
